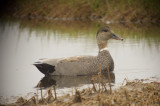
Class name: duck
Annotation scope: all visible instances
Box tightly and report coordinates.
[34,26,123,76]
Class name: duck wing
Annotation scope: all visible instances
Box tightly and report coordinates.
[34,55,97,76]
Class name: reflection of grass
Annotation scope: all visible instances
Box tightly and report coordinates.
[18,19,104,38]
[19,19,160,51]
[2,18,160,48]
[110,24,160,48]
[17,18,160,42]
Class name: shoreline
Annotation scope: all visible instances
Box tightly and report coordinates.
[3,13,160,25]
[1,77,160,106]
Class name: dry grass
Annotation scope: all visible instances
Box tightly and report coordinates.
[1,0,160,23]
[3,59,160,105]
[5,65,160,106]
[5,77,160,106]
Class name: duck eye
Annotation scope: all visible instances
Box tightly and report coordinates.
[103,30,108,32]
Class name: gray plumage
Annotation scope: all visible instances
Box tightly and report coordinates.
[34,26,123,76]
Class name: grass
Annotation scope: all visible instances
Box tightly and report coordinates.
[1,0,160,22]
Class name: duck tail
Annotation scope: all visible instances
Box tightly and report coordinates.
[33,62,55,75]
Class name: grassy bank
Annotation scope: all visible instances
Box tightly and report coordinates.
[1,0,160,23]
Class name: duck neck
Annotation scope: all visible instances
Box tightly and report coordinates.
[98,41,108,52]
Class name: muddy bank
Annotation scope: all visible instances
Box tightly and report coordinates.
[1,0,160,23]
[3,78,160,106]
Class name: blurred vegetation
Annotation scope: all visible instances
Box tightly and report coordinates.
[0,0,160,22]
[1,18,159,50]
[19,19,160,49]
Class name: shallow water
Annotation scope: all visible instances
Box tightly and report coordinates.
[0,19,160,103]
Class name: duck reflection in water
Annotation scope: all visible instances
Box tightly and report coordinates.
[36,72,115,89]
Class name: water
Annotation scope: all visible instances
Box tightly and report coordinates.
[0,19,160,103]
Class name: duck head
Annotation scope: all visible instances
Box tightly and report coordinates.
[96,26,123,51]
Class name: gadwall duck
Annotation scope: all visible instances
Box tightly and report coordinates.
[34,26,123,76]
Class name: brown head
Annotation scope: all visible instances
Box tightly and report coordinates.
[96,26,123,51]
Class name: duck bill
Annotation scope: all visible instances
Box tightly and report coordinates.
[112,34,123,41]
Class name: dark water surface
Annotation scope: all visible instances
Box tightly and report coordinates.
[0,19,160,103]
